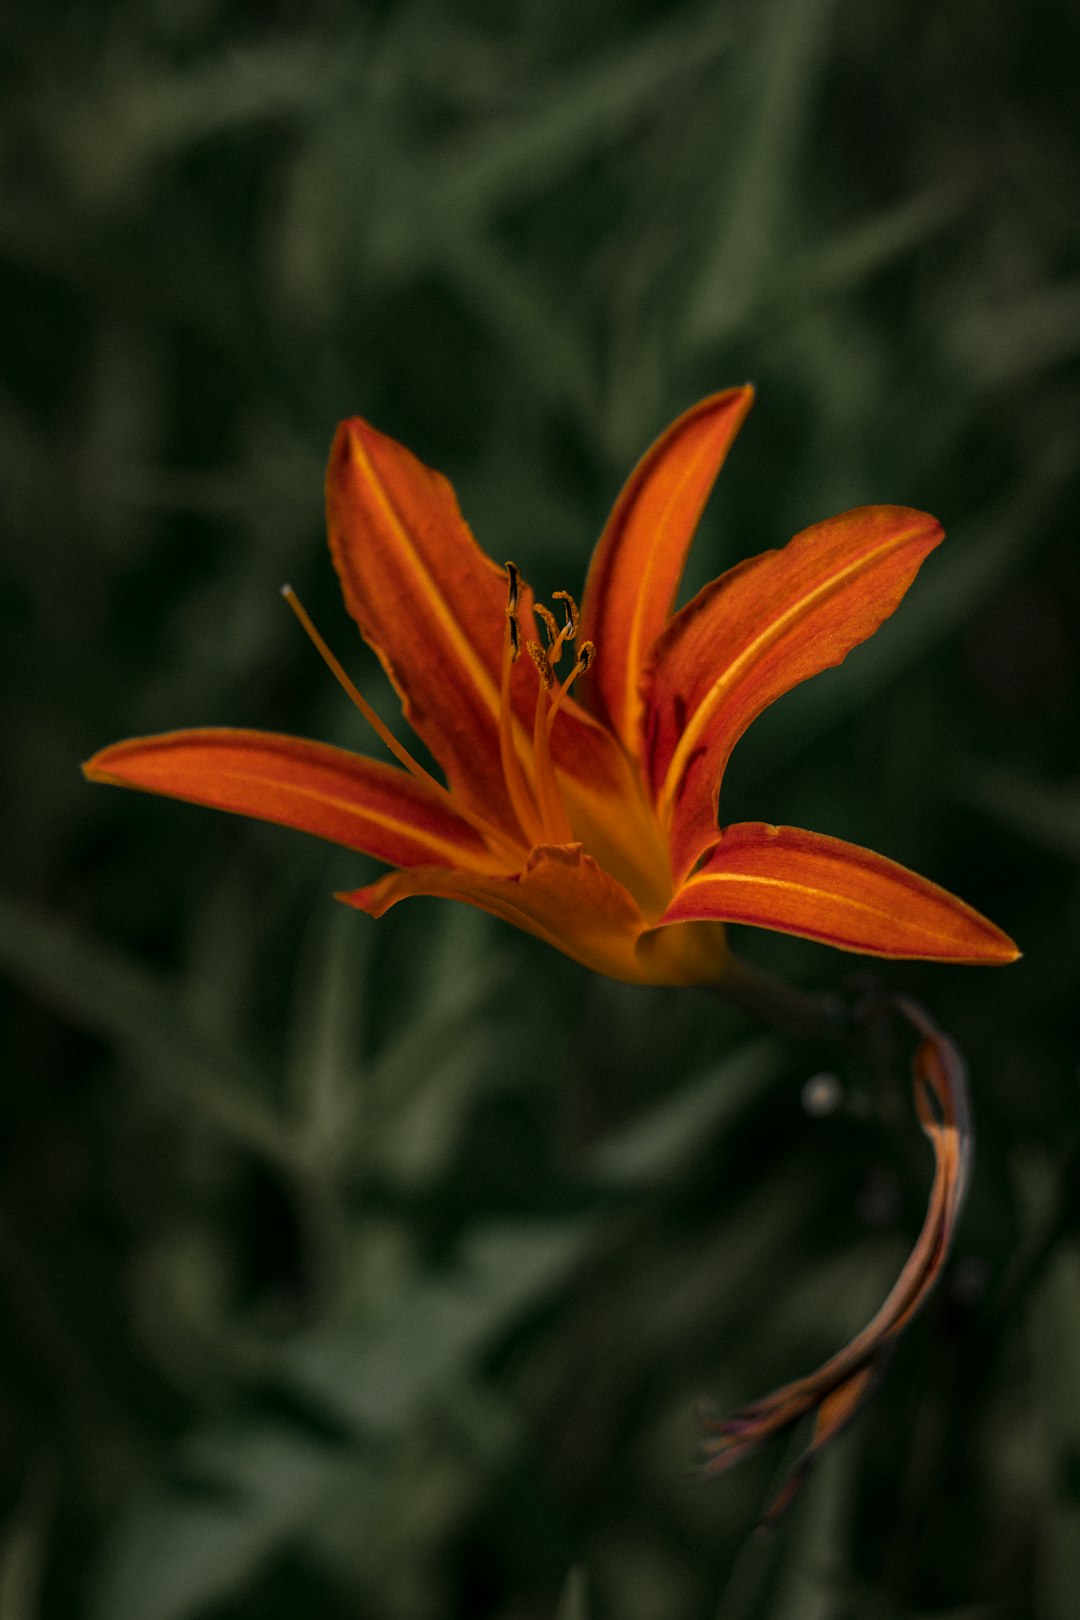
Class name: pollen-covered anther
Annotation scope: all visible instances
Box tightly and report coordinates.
[527,639,555,690]
[545,639,596,732]
[535,602,561,651]
[552,590,579,640]
[504,561,522,662]
[560,639,595,696]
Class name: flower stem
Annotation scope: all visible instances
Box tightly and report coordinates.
[716,954,848,1041]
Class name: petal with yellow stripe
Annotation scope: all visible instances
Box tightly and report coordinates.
[661,823,1019,962]
[82,729,504,873]
[644,505,944,883]
[579,387,754,750]
[326,417,540,837]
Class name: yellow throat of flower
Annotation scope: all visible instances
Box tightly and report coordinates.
[498,565,676,919]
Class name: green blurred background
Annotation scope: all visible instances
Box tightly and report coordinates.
[2,0,1078,1615]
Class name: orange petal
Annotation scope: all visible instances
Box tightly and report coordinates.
[579,388,754,751]
[645,505,943,882]
[551,708,677,915]
[342,844,729,986]
[326,418,543,837]
[342,844,646,981]
[700,998,973,1526]
[662,823,1019,962]
[83,729,501,872]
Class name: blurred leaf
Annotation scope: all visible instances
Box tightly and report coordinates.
[761,1440,855,1620]
[40,39,362,207]
[91,1422,363,1620]
[286,905,368,1175]
[373,1023,499,1189]
[98,1224,542,1614]
[709,1261,884,1620]
[1030,1247,1080,1620]
[281,1218,599,1435]
[364,914,507,1186]
[437,230,599,422]
[682,0,839,346]
[555,1564,590,1620]
[957,763,1080,863]
[0,895,291,1164]
[785,179,974,308]
[436,11,735,219]
[592,1038,782,1189]
[951,280,1080,387]
[0,1470,50,1620]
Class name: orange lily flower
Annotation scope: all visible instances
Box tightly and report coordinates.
[84,389,1017,985]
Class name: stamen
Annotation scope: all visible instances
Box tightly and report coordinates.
[495,563,585,846]
[535,603,561,650]
[547,640,595,730]
[531,667,574,843]
[281,586,523,864]
[526,639,554,690]
[282,587,436,788]
[552,590,579,640]
[526,598,576,843]
[505,562,522,662]
[499,566,546,843]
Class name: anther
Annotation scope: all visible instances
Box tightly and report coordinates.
[552,590,579,640]
[544,639,596,733]
[504,561,523,662]
[535,603,560,650]
[526,639,554,690]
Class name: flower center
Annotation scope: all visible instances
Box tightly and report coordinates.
[501,569,679,915]
[499,563,595,848]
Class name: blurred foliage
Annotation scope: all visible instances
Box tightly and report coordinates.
[1,0,1078,1615]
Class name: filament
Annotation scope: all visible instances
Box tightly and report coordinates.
[498,569,546,843]
[281,586,522,863]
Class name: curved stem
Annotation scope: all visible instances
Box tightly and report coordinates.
[715,953,848,1041]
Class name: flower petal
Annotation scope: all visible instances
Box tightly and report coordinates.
[83,729,501,871]
[552,714,677,915]
[645,505,943,882]
[579,388,754,750]
[342,843,647,981]
[326,417,665,851]
[662,822,1019,962]
[342,844,729,986]
[326,417,540,835]
[700,998,973,1526]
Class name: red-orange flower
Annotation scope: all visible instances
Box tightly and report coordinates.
[84,389,1017,984]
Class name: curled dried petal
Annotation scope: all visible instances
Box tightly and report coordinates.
[699,997,972,1526]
